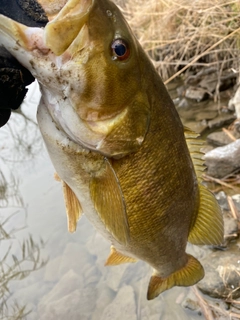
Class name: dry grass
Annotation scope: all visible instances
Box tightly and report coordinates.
[115,0,240,83]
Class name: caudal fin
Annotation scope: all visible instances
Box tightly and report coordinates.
[147,254,204,300]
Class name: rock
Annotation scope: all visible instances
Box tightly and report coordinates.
[91,287,115,320]
[201,145,214,154]
[85,232,109,257]
[140,306,152,320]
[197,244,240,299]
[208,113,236,130]
[122,260,148,287]
[96,287,115,311]
[43,256,62,282]
[233,120,240,138]
[38,270,96,319]
[195,111,218,121]
[149,315,163,320]
[176,85,186,97]
[84,264,101,287]
[181,120,208,134]
[199,75,217,93]
[173,97,181,106]
[100,285,136,320]
[38,269,84,309]
[178,98,189,109]
[232,194,240,212]
[215,191,229,211]
[185,86,208,101]
[229,86,240,118]
[106,264,129,291]
[181,290,201,314]
[207,131,233,146]
[39,289,90,320]
[58,242,94,277]
[224,216,238,238]
[9,281,50,313]
[204,139,240,178]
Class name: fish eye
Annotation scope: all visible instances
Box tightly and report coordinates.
[111,39,130,61]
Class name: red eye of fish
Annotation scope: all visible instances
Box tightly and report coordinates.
[111,39,130,60]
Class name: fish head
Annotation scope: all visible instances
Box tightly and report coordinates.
[0,0,151,157]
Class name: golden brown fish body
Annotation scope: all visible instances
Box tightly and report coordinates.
[0,0,223,299]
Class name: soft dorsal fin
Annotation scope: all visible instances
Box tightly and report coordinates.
[184,127,224,245]
[89,159,130,245]
[184,127,205,182]
[105,246,137,266]
[188,184,223,245]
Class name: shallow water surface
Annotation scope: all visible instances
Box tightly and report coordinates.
[0,83,206,319]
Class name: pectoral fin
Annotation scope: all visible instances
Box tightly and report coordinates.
[62,181,83,233]
[188,184,223,245]
[147,254,204,300]
[105,246,137,266]
[55,172,82,232]
[90,159,130,245]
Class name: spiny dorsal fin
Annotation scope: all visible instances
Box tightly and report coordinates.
[188,184,224,245]
[105,246,137,266]
[90,159,130,245]
[147,254,204,300]
[184,127,205,182]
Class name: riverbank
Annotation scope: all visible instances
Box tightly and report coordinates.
[117,0,240,89]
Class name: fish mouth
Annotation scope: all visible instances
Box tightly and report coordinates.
[44,0,93,56]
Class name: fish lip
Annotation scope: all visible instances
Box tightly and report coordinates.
[44,0,94,56]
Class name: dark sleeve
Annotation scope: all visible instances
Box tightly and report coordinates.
[0,0,48,127]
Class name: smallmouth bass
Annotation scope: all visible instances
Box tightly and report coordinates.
[0,0,223,299]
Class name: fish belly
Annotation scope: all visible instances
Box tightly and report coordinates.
[37,98,117,242]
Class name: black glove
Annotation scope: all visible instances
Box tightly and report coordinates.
[0,0,48,127]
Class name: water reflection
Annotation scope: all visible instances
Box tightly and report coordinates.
[0,232,47,319]
[0,82,46,319]
[0,84,42,164]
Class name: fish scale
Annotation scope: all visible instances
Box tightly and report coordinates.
[0,0,223,300]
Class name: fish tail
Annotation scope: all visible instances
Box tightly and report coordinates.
[147,254,204,300]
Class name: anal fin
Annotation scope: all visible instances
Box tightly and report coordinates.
[105,246,137,266]
[147,254,204,300]
[188,184,223,245]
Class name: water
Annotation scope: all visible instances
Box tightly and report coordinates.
[0,82,211,319]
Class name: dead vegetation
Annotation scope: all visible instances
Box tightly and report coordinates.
[116,0,240,85]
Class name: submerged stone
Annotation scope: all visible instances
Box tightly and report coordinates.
[185,86,208,101]
[207,131,234,146]
[198,244,240,299]
[229,85,240,118]
[195,111,218,121]
[208,113,236,130]
[204,139,240,178]
[100,285,137,320]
